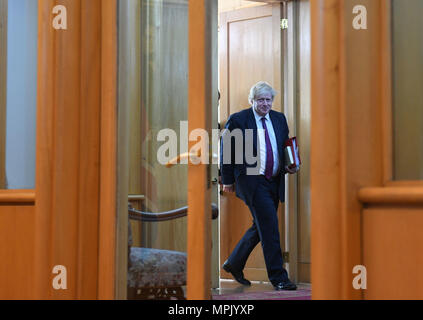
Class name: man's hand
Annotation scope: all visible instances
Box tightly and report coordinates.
[222,184,235,193]
[285,165,299,174]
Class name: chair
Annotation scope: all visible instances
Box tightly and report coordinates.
[127,203,218,300]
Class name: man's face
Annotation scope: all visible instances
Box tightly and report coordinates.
[253,92,273,117]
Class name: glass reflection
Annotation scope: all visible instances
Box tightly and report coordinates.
[392,0,423,180]
[119,0,188,300]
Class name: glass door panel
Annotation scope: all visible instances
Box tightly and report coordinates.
[138,0,188,251]
[0,0,37,190]
[392,0,423,180]
[119,0,189,299]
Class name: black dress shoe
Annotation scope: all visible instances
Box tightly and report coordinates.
[274,280,297,291]
[222,261,251,286]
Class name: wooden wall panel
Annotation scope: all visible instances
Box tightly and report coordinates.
[0,193,35,299]
[363,205,423,299]
[359,187,423,299]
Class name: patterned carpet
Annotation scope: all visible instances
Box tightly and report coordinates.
[212,288,311,300]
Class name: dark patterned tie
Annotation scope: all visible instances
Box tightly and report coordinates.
[261,117,274,180]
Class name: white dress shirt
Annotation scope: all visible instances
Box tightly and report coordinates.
[252,107,280,177]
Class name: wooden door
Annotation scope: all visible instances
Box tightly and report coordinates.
[219,3,284,282]
[0,0,43,299]
[1,0,215,300]
[34,0,118,299]
[284,0,312,285]
[118,0,217,299]
[0,0,117,299]
[311,0,423,300]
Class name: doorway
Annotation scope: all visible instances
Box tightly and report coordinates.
[217,0,311,290]
[116,0,311,300]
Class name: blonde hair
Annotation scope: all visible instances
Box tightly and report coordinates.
[248,81,277,105]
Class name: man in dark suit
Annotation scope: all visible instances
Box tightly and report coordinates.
[220,81,298,291]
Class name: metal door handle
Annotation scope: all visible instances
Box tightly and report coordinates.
[165,149,202,168]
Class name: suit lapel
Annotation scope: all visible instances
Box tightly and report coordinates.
[247,108,258,153]
[269,111,284,162]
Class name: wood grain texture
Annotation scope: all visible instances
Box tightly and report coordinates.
[0,204,35,299]
[35,0,117,299]
[363,206,423,299]
[310,0,423,300]
[312,0,384,300]
[358,187,423,205]
[187,0,215,300]
[99,0,118,300]
[311,0,345,300]
[0,190,35,203]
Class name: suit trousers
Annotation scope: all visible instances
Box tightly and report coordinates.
[227,175,289,285]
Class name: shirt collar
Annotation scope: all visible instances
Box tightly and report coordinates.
[252,107,271,122]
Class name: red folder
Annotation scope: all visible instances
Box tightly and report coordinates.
[284,137,301,169]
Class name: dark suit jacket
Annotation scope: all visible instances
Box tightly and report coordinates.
[220,108,289,206]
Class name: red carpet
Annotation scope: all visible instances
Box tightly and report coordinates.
[212,288,311,300]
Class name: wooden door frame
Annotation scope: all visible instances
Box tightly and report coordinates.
[310,0,391,299]
[283,0,299,283]
[34,0,118,299]
[187,0,216,300]
[34,0,214,300]
[99,0,119,300]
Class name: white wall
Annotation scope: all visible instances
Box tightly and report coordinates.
[5,0,38,189]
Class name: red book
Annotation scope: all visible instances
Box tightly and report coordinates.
[284,137,301,169]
